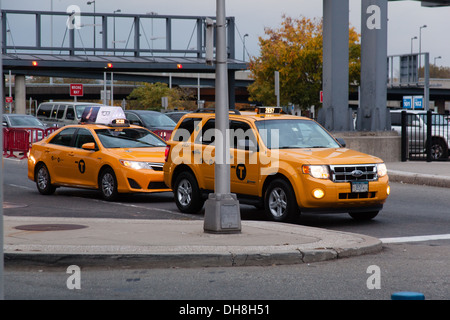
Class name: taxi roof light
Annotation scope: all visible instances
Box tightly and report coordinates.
[257,107,282,114]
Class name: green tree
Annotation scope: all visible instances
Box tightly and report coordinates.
[248,15,360,110]
[127,82,195,110]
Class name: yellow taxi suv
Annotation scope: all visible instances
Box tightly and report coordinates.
[163,107,390,222]
[28,106,170,201]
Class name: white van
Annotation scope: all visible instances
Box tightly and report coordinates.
[36,102,103,127]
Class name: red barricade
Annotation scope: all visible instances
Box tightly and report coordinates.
[3,128,9,155]
[5,128,30,159]
[25,128,45,144]
[44,127,59,137]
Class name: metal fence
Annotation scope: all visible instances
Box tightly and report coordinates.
[392,110,450,162]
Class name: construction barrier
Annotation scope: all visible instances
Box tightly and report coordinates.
[3,128,9,155]
[2,126,59,159]
[4,128,30,159]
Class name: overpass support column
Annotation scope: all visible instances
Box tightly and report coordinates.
[319,0,352,131]
[357,0,389,131]
[15,75,26,114]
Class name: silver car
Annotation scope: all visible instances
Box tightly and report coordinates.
[391,109,450,160]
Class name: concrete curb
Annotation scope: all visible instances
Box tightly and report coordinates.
[4,237,382,269]
[388,170,450,188]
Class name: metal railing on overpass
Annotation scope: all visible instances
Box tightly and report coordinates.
[1,10,236,59]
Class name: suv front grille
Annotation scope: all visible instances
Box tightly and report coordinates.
[330,164,378,182]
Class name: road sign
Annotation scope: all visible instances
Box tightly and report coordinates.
[70,83,83,97]
[320,91,323,103]
[5,96,13,103]
[413,96,424,109]
[402,96,412,109]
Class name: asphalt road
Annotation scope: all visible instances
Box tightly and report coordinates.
[2,157,450,300]
[3,157,450,239]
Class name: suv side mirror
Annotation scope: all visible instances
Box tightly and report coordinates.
[336,137,346,148]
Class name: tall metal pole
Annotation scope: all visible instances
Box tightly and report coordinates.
[419,25,426,77]
[215,0,229,196]
[203,0,241,234]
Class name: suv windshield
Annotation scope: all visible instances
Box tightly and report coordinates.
[255,119,340,149]
[95,128,166,148]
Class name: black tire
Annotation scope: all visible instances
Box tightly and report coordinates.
[264,179,299,222]
[349,211,379,221]
[430,139,448,160]
[35,163,56,195]
[99,168,119,201]
[173,171,204,213]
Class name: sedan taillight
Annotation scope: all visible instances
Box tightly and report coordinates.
[164,145,170,162]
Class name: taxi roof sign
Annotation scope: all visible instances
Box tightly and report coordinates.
[257,106,282,114]
[81,106,129,126]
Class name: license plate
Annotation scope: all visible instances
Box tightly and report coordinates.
[351,181,369,193]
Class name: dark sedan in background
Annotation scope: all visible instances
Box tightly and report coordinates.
[124,110,176,141]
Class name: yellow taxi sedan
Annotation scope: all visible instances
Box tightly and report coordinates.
[28,106,170,201]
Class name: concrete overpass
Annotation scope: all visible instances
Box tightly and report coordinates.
[0,10,248,113]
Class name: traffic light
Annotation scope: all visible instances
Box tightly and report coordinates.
[177,64,183,69]
[106,63,113,68]
[32,61,38,67]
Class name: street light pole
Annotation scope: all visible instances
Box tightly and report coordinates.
[113,9,121,55]
[87,1,95,55]
[434,56,441,65]
[243,33,248,61]
[410,36,417,54]
[203,0,241,234]
[419,24,427,77]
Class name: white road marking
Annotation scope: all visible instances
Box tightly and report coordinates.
[8,184,34,190]
[380,234,450,243]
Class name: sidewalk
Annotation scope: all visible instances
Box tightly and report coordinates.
[4,216,382,268]
[3,160,449,269]
[387,161,450,188]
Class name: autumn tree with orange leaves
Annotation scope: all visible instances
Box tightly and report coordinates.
[248,15,361,110]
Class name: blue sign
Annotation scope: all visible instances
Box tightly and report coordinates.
[403,96,412,109]
[413,96,424,109]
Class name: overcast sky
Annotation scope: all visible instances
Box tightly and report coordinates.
[2,0,450,67]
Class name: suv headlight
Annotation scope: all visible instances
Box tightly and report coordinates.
[120,160,153,170]
[302,165,330,179]
[377,163,388,177]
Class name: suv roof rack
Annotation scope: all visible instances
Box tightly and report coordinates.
[193,108,241,115]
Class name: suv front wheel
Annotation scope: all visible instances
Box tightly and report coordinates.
[173,171,204,213]
[264,179,299,222]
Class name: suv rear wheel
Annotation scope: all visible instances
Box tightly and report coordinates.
[431,138,448,160]
[173,171,204,213]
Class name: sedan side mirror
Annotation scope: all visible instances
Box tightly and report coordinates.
[81,142,97,151]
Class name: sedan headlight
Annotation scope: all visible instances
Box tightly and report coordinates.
[120,160,155,170]
[302,165,330,179]
[377,163,388,177]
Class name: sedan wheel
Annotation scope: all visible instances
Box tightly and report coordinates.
[99,168,118,201]
[35,164,56,195]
